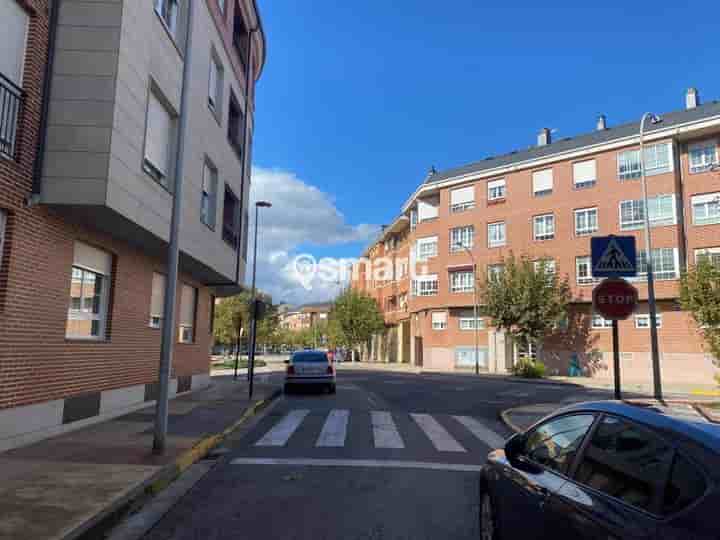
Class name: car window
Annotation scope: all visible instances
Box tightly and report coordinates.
[662,454,707,515]
[524,414,595,474]
[574,415,673,513]
[292,352,328,363]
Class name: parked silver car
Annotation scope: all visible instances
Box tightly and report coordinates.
[284,350,336,394]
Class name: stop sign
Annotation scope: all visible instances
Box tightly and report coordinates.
[592,278,638,320]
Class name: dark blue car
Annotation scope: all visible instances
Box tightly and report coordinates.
[479,401,720,540]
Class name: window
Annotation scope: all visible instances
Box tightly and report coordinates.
[620,195,677,230]
[695,247,720,268]
[487,178,506,201]
[143,90,174,188]
[635,314,663,329]
[450,270,474,293]
[217,0,225,15]
[574,207,598,236]
[431,311,447,330]
[200,160,218,229]
[576,256,598,285]
[691,193,720,226]
[575,415,674,513]
[409,208,418,231]
[179,284,197,343]
[455,347,487,368]
[458,310,484,330]
[488,222,506,248]
[149,273,166,328]
[662,454,707,515]
[416,236,438,261]
[524,414,595,474]
[222,185,240,247]
[232,9,250,72]
[66,242,112,340]
[637,248,678,281]
[689,140,718,173]
[573,159,596,189]
[533,259,556,275]
[208,51,223,115]
[533,214,555,241]
[591,313,613,328]
[487,263,504,282]
[227,92,244,158]
[450,226,474,252]
[618,142,673,180]
[0,0,27,160]
[417,197,439,222]
[412,274,438,296]
[154,0,179,36]
[450,186,475,213]
[0,209,6,270]
[532,169,553,197]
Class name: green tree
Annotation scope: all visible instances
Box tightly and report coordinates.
[329,288,385,359]
[680,258,720,384]
[479,253,571,360]
[213,291,278,353]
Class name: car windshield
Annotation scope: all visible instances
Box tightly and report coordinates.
[292,352,328,363]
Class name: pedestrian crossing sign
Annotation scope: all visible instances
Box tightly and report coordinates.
[591,235,637,278]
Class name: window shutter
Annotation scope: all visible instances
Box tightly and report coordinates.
[417,198,439,221]
[179,285,196,327]
[532,169,553,193]
[431,312,446,325]
[450,186,474,205]
[692,193,720,205]
[73,242,112,275]
[150,273,166,318]
[487,179,505,190]
[146,93,172,175]
[573,160,596,185]
[0,0,29,86]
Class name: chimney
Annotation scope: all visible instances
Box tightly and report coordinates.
[537,128,551,146]
[596,114,607,131]
[686,87,700,110]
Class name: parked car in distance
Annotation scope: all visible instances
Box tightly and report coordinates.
[479,401,720,540]
[285,350,336,394]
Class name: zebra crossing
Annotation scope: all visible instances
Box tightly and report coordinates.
[253,409,506,453]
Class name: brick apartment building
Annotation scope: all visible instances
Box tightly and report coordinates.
[0,0,266,451]
[355,89,720,385]
[280,302,333,331]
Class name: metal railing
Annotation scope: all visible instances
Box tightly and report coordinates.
[0,72,23,160]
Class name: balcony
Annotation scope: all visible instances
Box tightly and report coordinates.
[0,73,23,160]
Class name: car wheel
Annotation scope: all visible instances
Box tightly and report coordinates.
[479,491,498,540]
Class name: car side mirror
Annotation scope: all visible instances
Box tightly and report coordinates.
[504,433,526,467]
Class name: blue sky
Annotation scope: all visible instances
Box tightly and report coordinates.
[248,0,720,304]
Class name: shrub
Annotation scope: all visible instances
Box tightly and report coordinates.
[512,359,546,379]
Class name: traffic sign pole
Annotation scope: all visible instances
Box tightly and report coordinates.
[612,320,621,400]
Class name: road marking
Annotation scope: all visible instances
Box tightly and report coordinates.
[316,409,349,447]
[452,416,506,449]
[255,409,309,446]
[230,457,483,472]
[371,411,404,449]
[410,413,466,452]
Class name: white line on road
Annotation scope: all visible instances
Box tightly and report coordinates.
[255,409,309,447]
[316,409,349,447]
[371,411,405,449]
[410,413,466,452]
[452,416,506,449]
[229,457,483,472]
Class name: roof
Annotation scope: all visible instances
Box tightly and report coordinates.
[425,100,720,185]
[294,301,333,312]
[558,401,720,453]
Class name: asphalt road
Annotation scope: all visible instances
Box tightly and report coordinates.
[141,369,618,540]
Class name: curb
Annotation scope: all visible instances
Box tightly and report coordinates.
[499,403,559,434]
[69,388,281,540]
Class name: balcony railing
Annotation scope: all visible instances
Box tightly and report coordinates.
[0,73,23,160]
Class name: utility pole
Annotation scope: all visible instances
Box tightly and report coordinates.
[153,0,195,455]
[247,201,271,399]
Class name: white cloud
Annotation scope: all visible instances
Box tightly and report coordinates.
[246,167,380,305]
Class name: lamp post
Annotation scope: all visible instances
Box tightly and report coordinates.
[639,112,663,400]
[247,200,272,399]
[456,243,480,375]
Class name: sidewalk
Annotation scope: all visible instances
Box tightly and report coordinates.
[336,361,421,374]
[0,375,281,540]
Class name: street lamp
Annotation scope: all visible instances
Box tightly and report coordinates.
[246,200,272,399]
[639,112,663,400]
[456,243,480,375]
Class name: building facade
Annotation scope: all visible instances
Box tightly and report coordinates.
[355,89,720,385]
[280,302,332,331]
[0,0,265,451]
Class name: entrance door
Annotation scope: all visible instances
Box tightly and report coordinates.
[414,337,423,367]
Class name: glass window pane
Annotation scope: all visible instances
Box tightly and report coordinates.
[663,454,707,515]
[525,414,595,474]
